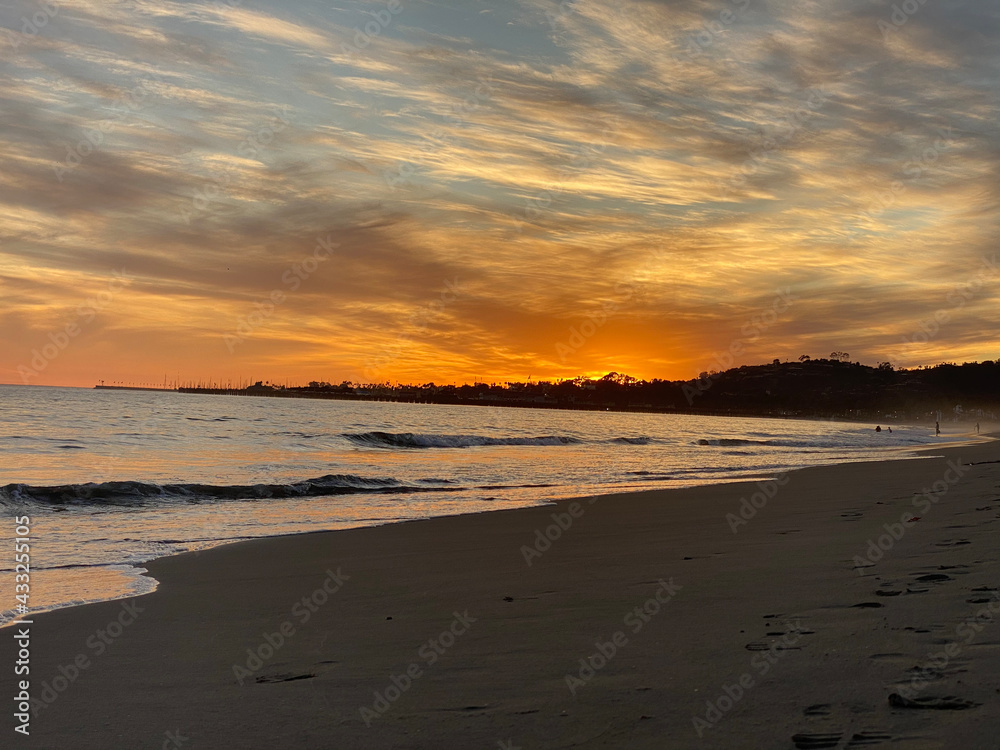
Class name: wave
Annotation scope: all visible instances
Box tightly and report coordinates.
[611,436,652,445]
[476,482,557,490]
[695,437,853,448]
[342,431,584,449]
[696,438,771,446]
[696,433,936,450]
[0,474,458,508]
[624,471,674,481]
[670,465,783,476]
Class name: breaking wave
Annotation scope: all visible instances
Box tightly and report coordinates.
[0,474,458,507]
[342,431,585,449]
[696,438,771,447]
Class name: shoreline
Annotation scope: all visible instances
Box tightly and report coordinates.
[3,431,989,628]
[5,436,999,747]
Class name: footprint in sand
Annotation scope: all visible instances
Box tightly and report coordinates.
[873,584,928,595]
[746,621,814,651]
[846,731,892,746]
[791,730,891,748]
[913,573,952,583]
[255,672,316,684]
[803,704,831,716]
[745,641,802,652]
[792,731,842,748]
[868,653,906,661]
[902,665,945,682]
[888,693,979,710]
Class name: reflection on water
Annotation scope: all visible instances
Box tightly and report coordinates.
[0,385,949,623]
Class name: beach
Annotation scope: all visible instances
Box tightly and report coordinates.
[5,386,950,624]
[7,436,999,749]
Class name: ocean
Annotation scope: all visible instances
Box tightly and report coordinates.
[0,385,945,625]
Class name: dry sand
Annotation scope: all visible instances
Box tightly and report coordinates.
[6,437,1000,749]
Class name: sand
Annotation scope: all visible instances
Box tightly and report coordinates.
[6,437,1000,749]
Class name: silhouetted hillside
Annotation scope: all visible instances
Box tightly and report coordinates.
[672,358,998,420]
[179,358,999,422]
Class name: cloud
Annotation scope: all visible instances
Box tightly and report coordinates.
[1,0,998,386]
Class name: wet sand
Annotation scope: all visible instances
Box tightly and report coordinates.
[7,437,1000,749]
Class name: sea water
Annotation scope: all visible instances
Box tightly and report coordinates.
[0,385,944,623]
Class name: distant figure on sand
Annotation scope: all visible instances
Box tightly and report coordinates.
[935,421,940,436]
[875,426,881,432]
[976,422,980,434]
[888,426,892,433]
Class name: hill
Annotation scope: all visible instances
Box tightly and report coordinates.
[209,357,1000,422]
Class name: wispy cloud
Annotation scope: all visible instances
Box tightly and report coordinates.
[1,0,998,385]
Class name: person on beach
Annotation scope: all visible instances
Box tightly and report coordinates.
[875,426,881,432]
[888,426,892,433]
[976,422,980,434]
[936,421,941,436]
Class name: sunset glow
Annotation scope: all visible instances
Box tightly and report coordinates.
[2,0,997,387]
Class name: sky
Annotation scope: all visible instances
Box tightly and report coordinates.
[1,0,998,388]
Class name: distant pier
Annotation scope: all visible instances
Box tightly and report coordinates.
[94,385,177,392]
